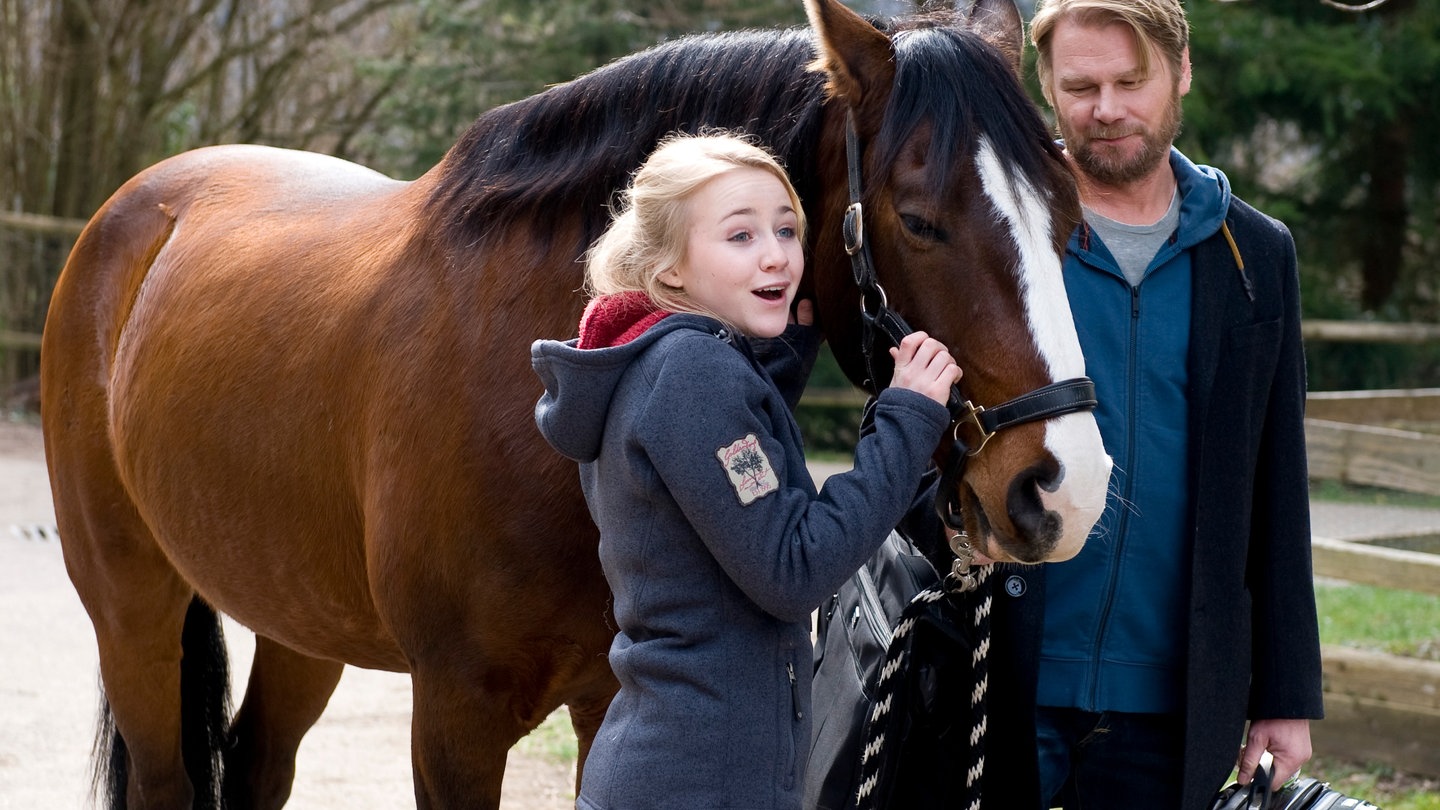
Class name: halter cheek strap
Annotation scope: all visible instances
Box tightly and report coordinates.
[839,109,1098,561]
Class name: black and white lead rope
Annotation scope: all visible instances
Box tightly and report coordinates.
[853,562,993,810]
[8,523,59,542]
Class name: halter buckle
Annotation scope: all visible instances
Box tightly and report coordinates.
[953,400,995,457]
[843,202,864,256]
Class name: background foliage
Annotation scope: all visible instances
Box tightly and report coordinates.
[2,0,1437,392]
[1180,0,1440,389]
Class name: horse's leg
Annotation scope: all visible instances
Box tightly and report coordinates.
[72,527,209,809]
[409,666,525,810]
[222,636,345,808]
[567,686,615,794]
[48,398,232,809]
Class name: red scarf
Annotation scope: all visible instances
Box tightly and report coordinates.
[577,291,673,350]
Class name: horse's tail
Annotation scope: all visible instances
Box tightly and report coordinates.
[91,596,232,810]
[92,695,127,810]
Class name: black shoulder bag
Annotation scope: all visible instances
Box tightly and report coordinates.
[805,529,989,810]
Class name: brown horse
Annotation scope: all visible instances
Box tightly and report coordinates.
[40,0,1110,807]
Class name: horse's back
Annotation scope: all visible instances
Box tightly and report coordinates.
[48,143,415,359]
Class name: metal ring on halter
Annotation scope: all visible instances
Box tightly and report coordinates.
[860,281,888,316]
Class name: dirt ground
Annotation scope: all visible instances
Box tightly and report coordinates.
[0,417,575,809]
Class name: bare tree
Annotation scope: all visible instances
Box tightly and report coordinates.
[0,0,427,221]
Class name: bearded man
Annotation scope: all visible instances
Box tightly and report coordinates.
[980,2,1325,808]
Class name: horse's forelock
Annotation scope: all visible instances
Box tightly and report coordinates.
[876,26,1058,201]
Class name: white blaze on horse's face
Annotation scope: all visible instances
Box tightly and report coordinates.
[975,137,1112,561]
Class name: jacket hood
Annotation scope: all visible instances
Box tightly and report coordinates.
[1170,147,1232,252]
[532,314,729,463]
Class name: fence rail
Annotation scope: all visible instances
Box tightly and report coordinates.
[1313,534,1440,777]
[1312,536,1440,595]
[1307,388,1440,424]
[0,330,43,351]
[1304,389,1440,497]
[1317,645,1440,779]
[0,211,86,236]
[1302,319,1440,344]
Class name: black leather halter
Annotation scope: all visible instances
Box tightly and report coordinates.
[838,111,1098,546]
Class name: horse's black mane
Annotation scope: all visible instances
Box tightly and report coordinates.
[426,15,1063,254]
[427,27,824,253]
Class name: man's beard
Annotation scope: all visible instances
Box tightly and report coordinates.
[1063,89,1183,186]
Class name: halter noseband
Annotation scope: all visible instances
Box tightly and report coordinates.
[839,110,1097,585]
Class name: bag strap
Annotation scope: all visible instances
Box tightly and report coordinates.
[1211,759,1273,810]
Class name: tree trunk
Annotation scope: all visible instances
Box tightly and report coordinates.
[1359,122,1411,311]
[50,0,102,219]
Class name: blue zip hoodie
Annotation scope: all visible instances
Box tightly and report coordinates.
[532,313,948,810]
[1037,149,1232,714]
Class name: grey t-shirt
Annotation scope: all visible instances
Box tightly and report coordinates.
[1084,190,1181,287]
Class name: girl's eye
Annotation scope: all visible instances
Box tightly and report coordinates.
[901,214,945,242]
[729,230,753,243]
[777,226,797,239]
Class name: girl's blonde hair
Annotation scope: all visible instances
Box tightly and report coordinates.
[584,132,806,318]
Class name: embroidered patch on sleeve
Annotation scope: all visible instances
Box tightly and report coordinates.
[716,433,780,506]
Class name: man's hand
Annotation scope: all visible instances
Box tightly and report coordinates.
[1236,718,1312,790]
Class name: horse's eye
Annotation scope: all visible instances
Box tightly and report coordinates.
[900,214,946,242]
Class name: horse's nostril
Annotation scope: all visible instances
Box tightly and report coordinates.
[1038,460,1064,493]
[1007,461,1062,553]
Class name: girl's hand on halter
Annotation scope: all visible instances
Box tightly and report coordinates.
[889,332,962,407]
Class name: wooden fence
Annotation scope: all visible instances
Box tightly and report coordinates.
[0,212,85,393]
[1305,387,1440,778]
[1306,389,1440,497]
[1312,541,1440,777]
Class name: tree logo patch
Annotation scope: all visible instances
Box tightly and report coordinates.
[716,433,779,505]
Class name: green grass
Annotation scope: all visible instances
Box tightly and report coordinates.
[1315,581,1440,659]
[1303,757,1440,809]
[1309,478,1440,509]
[515,709,579,764]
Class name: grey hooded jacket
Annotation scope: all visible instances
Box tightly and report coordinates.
[532,314,948,810]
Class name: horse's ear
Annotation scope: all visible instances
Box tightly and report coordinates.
[960,0,1025,74]
[805,0,896,112]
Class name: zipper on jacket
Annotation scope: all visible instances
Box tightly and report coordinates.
[783,656,802,791]
[1089,283,1143,707]
[786,661,802,719]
